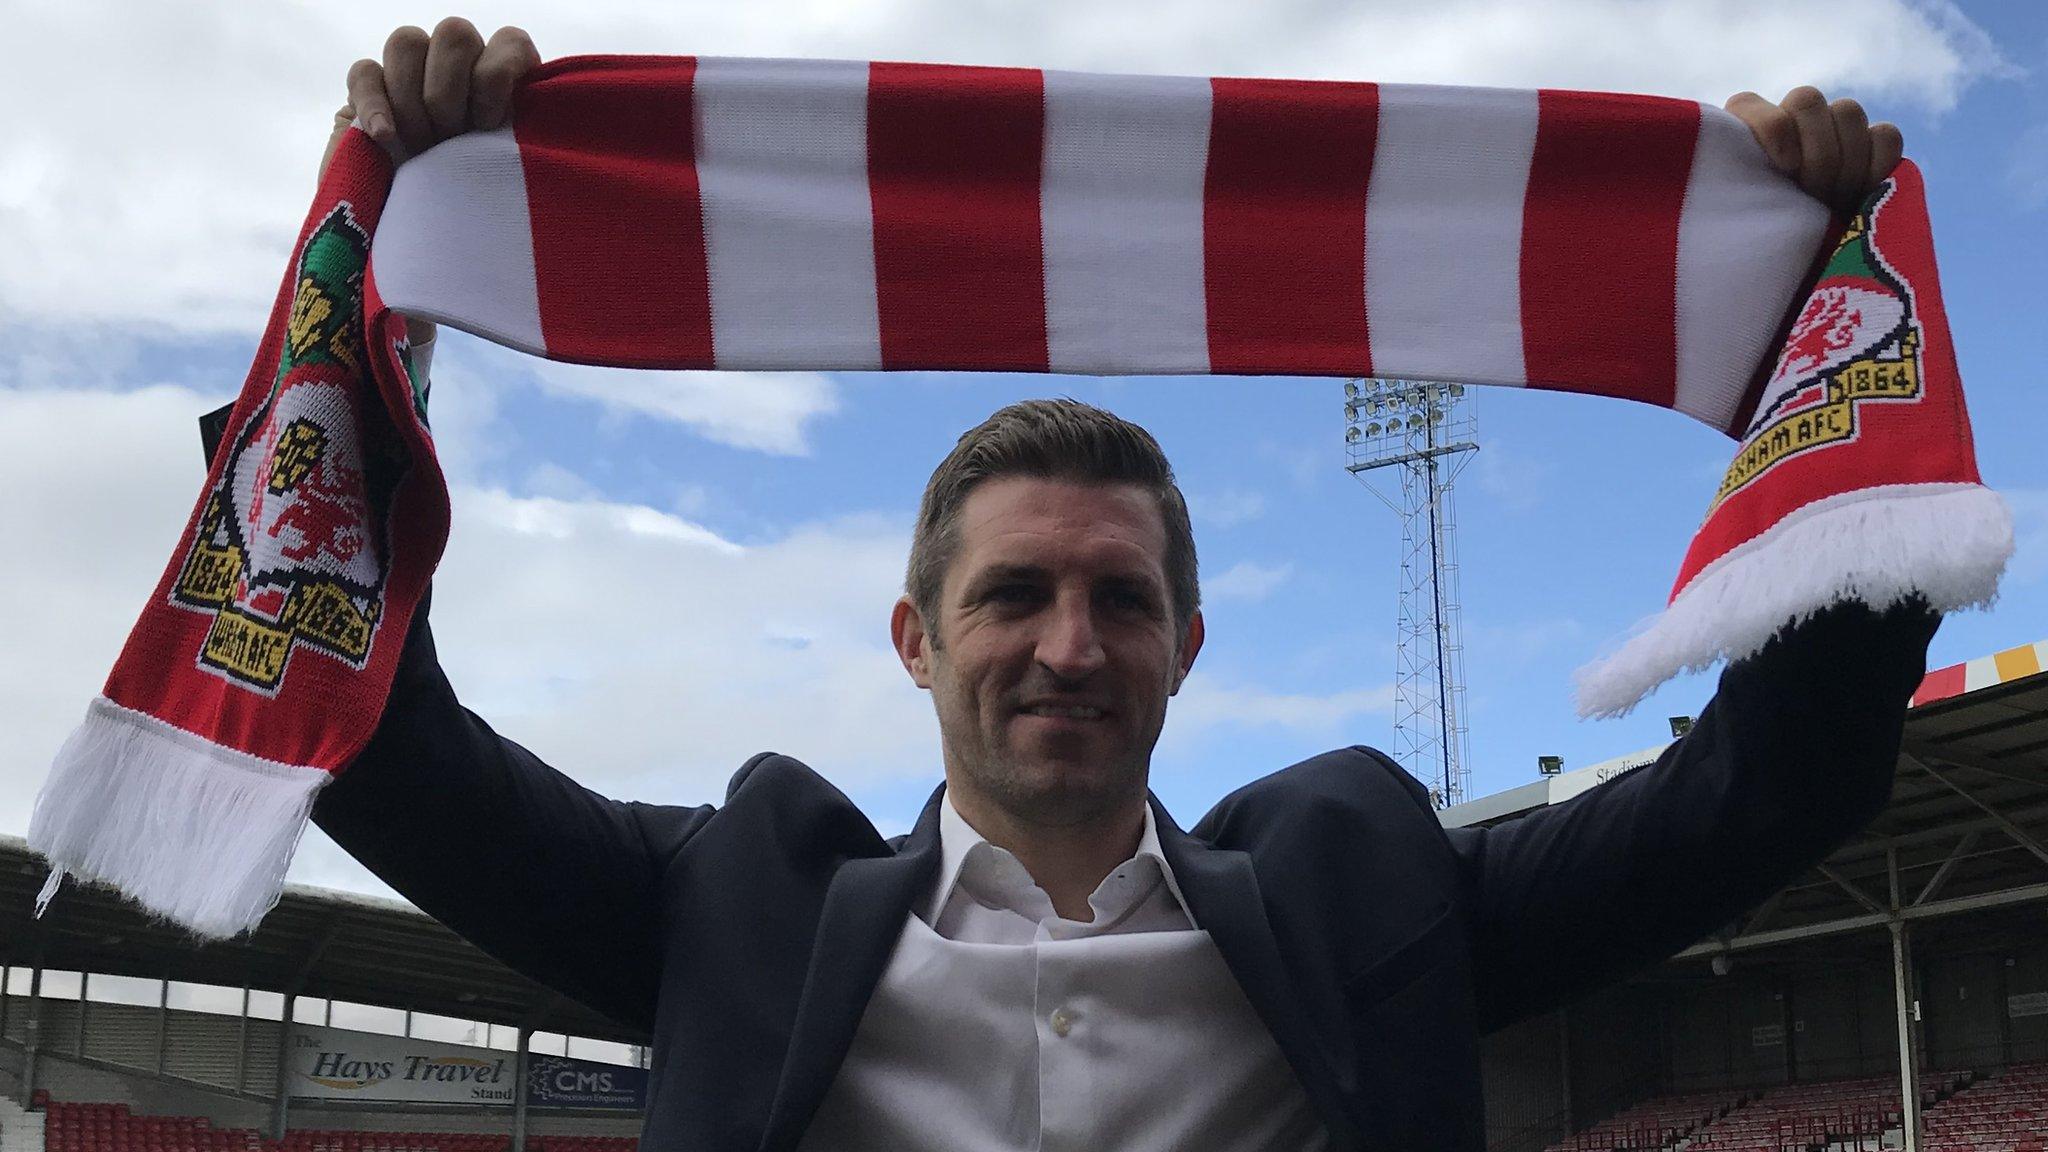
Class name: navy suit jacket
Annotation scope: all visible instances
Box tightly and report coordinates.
[313,602,1933,1152]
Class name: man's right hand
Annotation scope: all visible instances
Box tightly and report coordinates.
[320,18,542,345]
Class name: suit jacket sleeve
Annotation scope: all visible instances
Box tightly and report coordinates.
[1444,600,1938,1034]
[312,604,717,1033]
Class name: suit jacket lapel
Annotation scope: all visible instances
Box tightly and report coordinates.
[757,785,945,1152]
[1153,798,1367,1152]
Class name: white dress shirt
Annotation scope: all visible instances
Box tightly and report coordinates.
[797,792,1329,1152]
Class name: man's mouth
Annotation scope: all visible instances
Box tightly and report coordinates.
[1020,703,1108,720]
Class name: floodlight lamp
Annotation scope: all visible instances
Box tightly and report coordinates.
[1537,755,1563,776]
[1668,716,1695,738]
[1364,421,1381,436]
[1345,427,1361,443]
[1407,414,1425,431]
[1345,380,1360,399]
[1449,384,1466,399]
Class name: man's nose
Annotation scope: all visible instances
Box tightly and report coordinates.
[1035,596,1107,680]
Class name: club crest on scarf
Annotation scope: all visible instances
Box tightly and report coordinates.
[170,204,397,694]
[1712,180,1925,509]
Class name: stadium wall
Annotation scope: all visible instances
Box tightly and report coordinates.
[1478,983,1670,1152]
[1481,1012,1569,1151]
[1,999,637,1137]
[1923,936,2048,1068]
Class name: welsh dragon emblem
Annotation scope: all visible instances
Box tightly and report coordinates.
[1713,180,1926,508]
[171,204,403,693]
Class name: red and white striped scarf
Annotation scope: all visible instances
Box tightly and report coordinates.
[31,56,2010,938]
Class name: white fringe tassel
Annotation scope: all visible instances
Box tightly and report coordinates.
[1575,483,2015,719]
[28,696,331,940]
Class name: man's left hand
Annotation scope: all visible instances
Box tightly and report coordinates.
[1725,87,1904,217]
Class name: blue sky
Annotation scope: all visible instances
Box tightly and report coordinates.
[2,0,2043,897]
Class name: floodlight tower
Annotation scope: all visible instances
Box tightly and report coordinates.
[1344,379,1479,809]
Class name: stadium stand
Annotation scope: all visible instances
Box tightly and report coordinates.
[273,1126,507,1152]
[22,1098,639,1152]
[1923,1061,2048,1152]
[1544,1089,1744,1150]
[1676,1072,1969,1151]
[39,1099,253,1152]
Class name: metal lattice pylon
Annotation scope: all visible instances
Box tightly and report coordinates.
[1343,379,1478,809]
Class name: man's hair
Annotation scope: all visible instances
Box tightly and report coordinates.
[907,398,1200,648]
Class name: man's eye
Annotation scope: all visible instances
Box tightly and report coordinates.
[1108,589,1154,612]
[989,585,1039,603]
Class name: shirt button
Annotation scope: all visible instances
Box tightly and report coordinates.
[1050,1008,1074,1037]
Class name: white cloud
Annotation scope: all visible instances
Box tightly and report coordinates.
[0,384,937,887]
[1188,488,1266,528]
[1473,435,1557,512]
[424,495,929,797]
[671,484,714,517]
[2006,122,2048,211]
[1206,559,1294,601]
[1168,674,1394,736]
[527,362,840,456]
[0,386,231,842]
[1467,615,1588,665]
[2002,488,2048,586]
[0,0,2007,336]
[521,460,603,501]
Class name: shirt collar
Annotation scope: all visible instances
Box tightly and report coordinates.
[927,787,1194,925]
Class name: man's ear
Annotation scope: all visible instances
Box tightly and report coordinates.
[891,596,935,689]
[1170,609,1204,696]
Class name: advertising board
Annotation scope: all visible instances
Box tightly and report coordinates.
[527,1054,647,1111]
[289,1025,515,1104]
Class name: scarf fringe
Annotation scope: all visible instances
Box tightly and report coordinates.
[1574,483,2015,719]
[27,697,330,939]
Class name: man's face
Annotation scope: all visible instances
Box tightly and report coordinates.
[892,476,1203,829]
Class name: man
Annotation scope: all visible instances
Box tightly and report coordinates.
[308,19,1937,1152]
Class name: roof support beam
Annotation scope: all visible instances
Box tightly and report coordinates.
[286,917,347,997]
[511,1027,533,1152]
[1913,830,1981,907]
[1934,760,2048,792]
[1906,743,2048,785]
[1742,889,1790,936]
[1828,799,2048,861]
[1818,863,1889,917]
[1677,879,2048,959]
[1890,919,1924,1152]
[1905,753,2048,870]
[155,976,170,1076]
[520,992,564,1033]
[270,996,294,1140]
[1893,874,2047,923]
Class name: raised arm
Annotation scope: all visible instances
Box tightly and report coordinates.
[1445,86,1920,1033]
[312,607,714,1034]
[1449,599,1938,1032]
[298,24,706,1032]
[197,401,707,1031]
